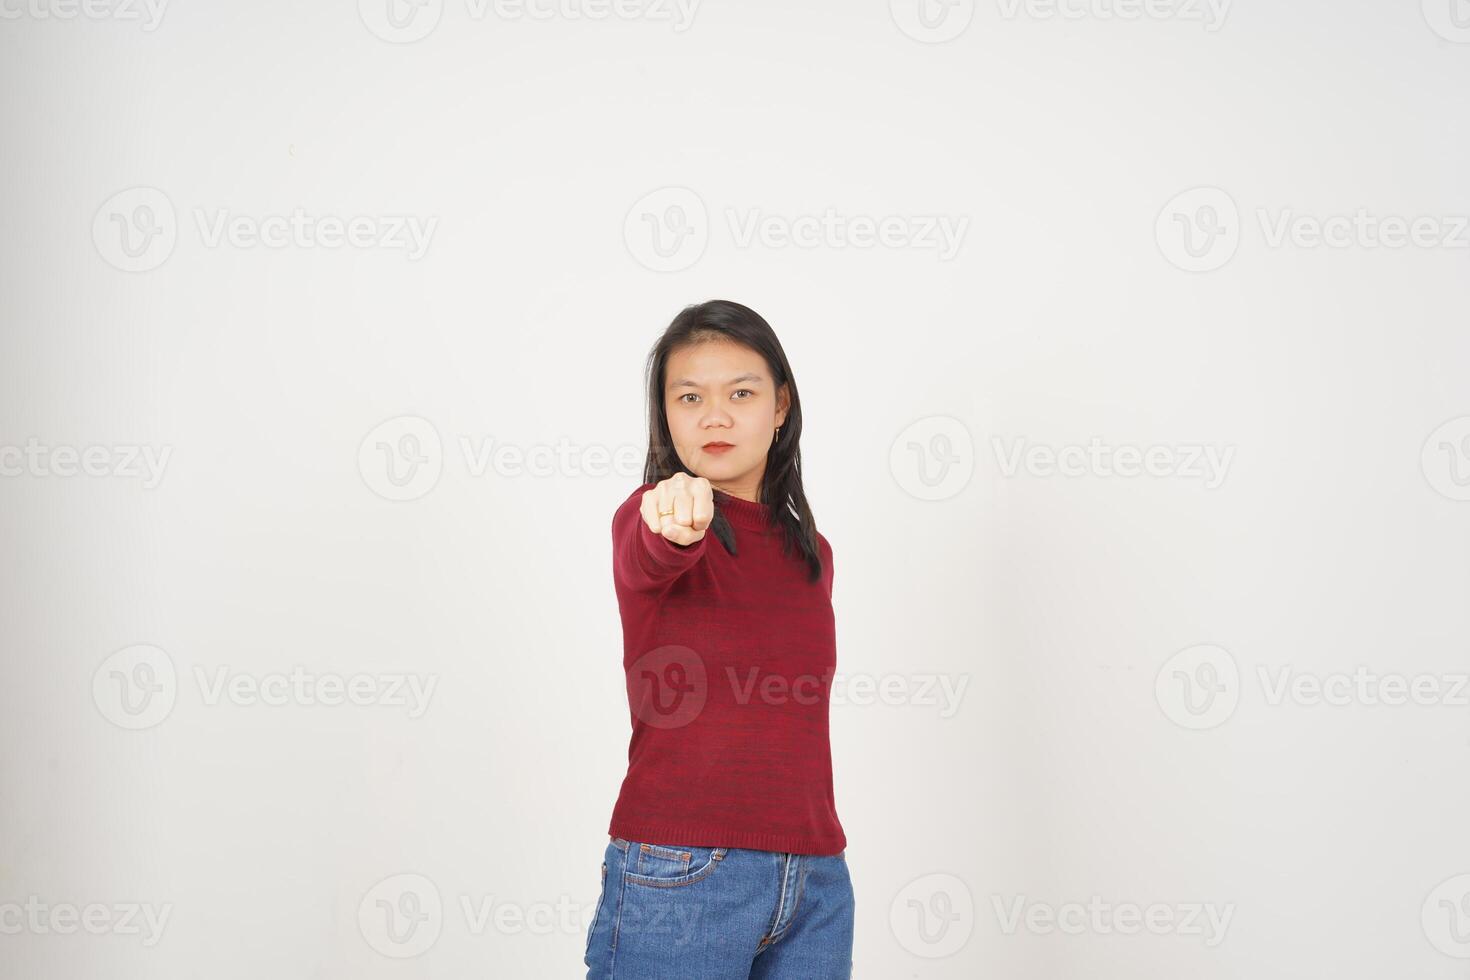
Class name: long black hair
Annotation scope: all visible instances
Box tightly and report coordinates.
[640,299,823,583]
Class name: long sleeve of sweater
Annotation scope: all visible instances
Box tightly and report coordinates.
[611,487,710,595]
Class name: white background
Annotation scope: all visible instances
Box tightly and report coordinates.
[2,0,1469,977]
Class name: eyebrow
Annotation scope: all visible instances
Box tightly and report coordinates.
[668,373,764,389]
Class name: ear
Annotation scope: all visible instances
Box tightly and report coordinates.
[775,384,791,428]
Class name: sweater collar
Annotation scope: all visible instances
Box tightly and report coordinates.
[713,487,776,531]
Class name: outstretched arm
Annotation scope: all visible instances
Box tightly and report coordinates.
[612,473,715,594]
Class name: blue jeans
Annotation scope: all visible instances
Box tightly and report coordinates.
[584,835,855,979]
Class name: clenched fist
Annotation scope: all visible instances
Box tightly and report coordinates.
[640,472,714,547]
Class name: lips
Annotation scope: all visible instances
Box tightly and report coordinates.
[703,442,734,453]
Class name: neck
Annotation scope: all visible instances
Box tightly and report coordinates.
[713,484,759,503]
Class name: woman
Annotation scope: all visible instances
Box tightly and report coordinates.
[584,300,855,978]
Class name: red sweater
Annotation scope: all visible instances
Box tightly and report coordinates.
[606,481,847,856]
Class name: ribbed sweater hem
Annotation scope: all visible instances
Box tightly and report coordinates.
[608,820,846,857]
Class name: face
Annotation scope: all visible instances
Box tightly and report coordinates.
[663,339,789,495]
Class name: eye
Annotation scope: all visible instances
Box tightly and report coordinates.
[732,389,754,400]
[678,393,700,404]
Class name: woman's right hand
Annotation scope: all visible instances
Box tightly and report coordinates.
[640,472,714,547]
